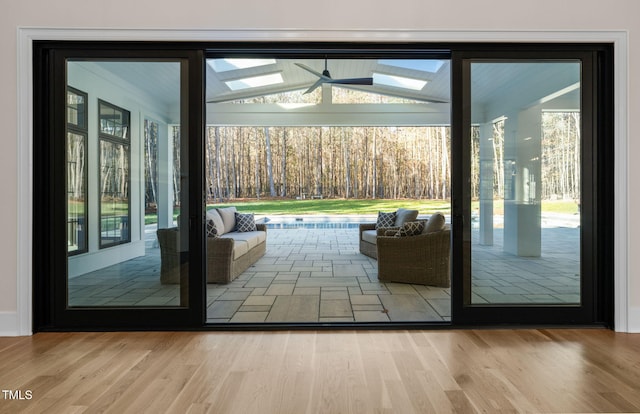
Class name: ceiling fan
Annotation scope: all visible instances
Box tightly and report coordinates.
[295,58,373,94]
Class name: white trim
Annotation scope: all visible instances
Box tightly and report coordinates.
[613,34,630,332]
[14,28,630,335]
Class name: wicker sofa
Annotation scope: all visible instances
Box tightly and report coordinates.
[157,206,266,285]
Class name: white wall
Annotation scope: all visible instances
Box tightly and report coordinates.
[2,0,638,335]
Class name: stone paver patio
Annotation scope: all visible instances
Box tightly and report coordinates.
[206,227,450,323]
[68,220,581,324]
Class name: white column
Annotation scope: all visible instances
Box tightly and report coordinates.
[157,123,174,229]
[503,107,542,257]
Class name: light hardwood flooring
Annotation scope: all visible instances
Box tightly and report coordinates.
[1,329,639,413]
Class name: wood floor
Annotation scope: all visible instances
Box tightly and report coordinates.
[1,329,639,413]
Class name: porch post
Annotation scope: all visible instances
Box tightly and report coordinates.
[503,107,542,257]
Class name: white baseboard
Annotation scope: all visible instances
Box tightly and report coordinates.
[0,311,19,337]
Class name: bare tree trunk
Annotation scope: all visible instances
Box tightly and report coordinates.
[119,145,127,199]
[372,127,377,199]
[264,127,276,197]
[440,126,449,199]
[206,128,215,201]
[281,128,287,197]
[254,130,261,199]
[214,127,222,201]
[144,121,158,206]
[572,112,581,199]
[343,129,350,198]
[315,128,323,197]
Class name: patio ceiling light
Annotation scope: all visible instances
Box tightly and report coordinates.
[378,59,445,73]
[225,72,284,91]
[207,58,276,72]
[373,73,428,91]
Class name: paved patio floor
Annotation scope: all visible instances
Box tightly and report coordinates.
[206,228,450,323]
[68,223,580,324]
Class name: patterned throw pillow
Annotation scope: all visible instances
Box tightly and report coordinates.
[235,212,257,232]
[376,211,397,229]
[395,221,424,237]
[206,219,219,238]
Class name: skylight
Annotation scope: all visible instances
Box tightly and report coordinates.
[377,59,445,73]
[373,73,427,91]
[207,58,277,72]
[225,73,284,91]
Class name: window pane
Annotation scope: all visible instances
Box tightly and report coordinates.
[99,101,129,140]
[100,140,130,247]
[66,60,186,309]
[67,90,86,128]
[67,131,86,253]
[470,61,581,305]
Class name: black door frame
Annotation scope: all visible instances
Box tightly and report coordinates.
[32,41,614,331]
[450,45,614,326]
[33,43,206,330]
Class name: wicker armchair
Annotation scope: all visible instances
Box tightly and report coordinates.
[376,225,451,287]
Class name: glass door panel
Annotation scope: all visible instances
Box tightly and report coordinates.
[470,61,581,305]
[452,50,600,325]
[66,60,189,308]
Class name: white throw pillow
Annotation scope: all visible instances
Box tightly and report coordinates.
[216,206,237,234]
[395,208,419,226]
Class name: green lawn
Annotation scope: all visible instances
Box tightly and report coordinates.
[143,198,579,224]
[208,199,451,216]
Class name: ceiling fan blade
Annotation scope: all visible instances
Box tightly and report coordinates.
[294,63,329,80]
[296,60,372,93]
[328,77,374,86]
[303,78,326,94]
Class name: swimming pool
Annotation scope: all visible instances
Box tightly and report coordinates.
[259,215,375,229]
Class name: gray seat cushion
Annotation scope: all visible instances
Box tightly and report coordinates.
[220,231,266,250]
[361,229,377,245]
[230,240,249,260]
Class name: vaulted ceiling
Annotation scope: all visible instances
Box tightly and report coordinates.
[72,57,580,127]
[205,58,451,104]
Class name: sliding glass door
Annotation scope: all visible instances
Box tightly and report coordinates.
[34,46,205,329]
[452,48,611,325]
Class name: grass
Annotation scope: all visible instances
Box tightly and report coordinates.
[207,198,452,216]
[142,198,579,224]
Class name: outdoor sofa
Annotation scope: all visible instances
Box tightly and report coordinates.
[157,206,266,284]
